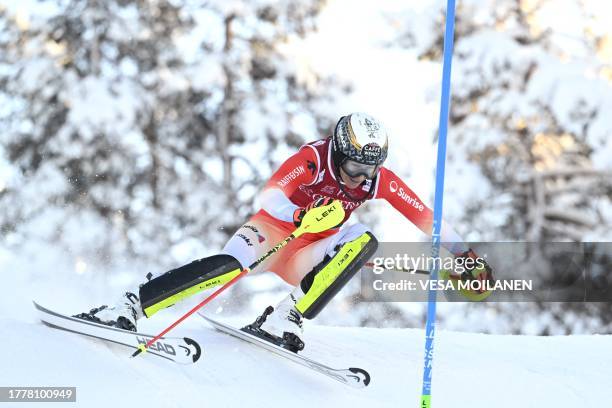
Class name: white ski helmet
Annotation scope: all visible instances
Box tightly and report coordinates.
[332,113,389,177]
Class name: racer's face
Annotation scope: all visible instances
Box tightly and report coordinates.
[339,166,367,189]
[341,159,379,179]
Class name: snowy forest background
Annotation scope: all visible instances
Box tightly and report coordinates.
[1,0,611,335]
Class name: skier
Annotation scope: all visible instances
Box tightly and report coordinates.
[74,113,493,352]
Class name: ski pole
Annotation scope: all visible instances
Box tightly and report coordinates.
[132,200,345,358]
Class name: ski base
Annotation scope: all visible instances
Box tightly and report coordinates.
[34,301,201,364]
[200,313,370,388]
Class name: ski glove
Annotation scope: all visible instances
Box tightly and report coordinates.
[455,248,495,301]
[293,197,335,227]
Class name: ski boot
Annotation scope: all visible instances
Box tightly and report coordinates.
[73,292,142,332]
[241,294,305,353]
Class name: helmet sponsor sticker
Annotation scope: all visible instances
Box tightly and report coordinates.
[362,143,381,160]
[363,117,381,139]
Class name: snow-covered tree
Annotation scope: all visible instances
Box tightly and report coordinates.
[392,0,612,333]
[0,0,342,274]
[404,0,612,243]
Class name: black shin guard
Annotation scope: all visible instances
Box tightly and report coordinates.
[139,254,242,317]
[295,232,378,319]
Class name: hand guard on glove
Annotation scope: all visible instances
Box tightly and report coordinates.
[293,197,335,227]
[454,248,495,301]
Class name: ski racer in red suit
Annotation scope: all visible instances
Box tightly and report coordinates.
[74,113,493,353]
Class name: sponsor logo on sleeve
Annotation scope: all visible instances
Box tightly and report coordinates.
[398,188,424,211]
[389,180,398,193]
[390,179,424,211]
[277,165,305,188]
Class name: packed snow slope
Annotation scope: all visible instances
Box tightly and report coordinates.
[1,306,611,408]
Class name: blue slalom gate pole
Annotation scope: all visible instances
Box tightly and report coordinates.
[419,1,456,407]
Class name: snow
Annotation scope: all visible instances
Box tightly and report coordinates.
[1,308,611,407]
[62,75,142,142]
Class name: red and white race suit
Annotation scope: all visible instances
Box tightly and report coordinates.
[222,137,467,285]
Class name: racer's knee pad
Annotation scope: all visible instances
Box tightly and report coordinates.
[295,231,378,319]
[139,254,242,317]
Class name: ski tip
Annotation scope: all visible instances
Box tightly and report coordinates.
[348,367,371,387]
[183,337,202,363]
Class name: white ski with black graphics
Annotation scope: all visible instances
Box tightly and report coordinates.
[200,313,371,388]
[33,302,201,364]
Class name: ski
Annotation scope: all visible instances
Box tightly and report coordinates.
[33,301,202,364]
[199,313,370,388]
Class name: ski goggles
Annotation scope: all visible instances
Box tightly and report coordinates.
[340,159,379,179]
